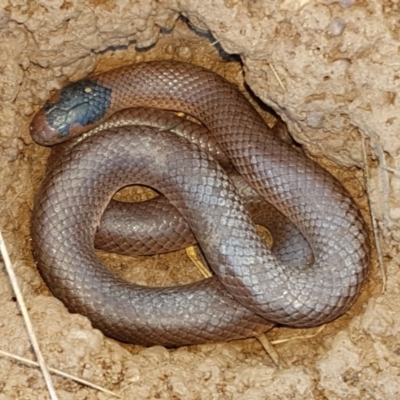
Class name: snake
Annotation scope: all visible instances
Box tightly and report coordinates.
[30,60,370,347]
[46,107,312,266]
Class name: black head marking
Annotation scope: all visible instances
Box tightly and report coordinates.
[43,79,112,138]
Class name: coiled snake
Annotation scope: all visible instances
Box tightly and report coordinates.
[30,61,370,347]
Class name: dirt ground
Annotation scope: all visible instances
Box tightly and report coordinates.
[0,1,399,399]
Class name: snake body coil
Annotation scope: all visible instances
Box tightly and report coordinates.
[30,61,370,347]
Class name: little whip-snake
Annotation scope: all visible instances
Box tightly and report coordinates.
[30,61,370,347]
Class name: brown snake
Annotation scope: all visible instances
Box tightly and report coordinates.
[48,107,312,266]
[30,61,370,347]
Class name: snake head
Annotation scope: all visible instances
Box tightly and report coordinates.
[30,79,112,146]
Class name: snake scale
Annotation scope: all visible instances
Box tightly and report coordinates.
[30,61,370,347]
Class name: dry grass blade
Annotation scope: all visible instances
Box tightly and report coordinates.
[361,137,386,293]
[0,349,121,398]
[384,166,400,178]
[255,333,282,368]
[186,245,212,278]
[269,63,286,92]
[0,229,58,400]
[374,141,391,233]
[270,325,326,345]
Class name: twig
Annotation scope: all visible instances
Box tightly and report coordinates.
[0,229,58,399]
[0,349,120,398]
[361,137,386,293]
